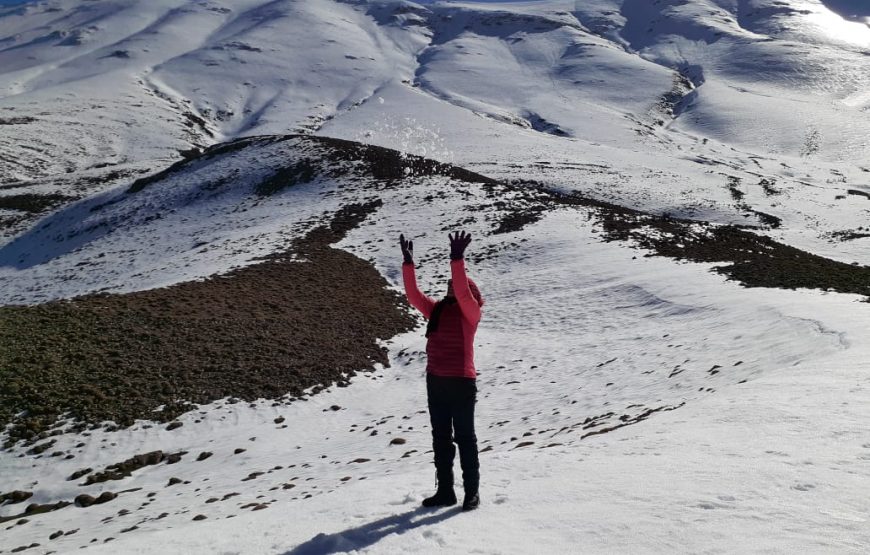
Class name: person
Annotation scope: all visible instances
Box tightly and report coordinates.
[399,230,484,512]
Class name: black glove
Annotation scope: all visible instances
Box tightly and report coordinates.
[399,234,414,264]
[449,231,472,260]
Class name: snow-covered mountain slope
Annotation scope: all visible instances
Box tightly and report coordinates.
[0,135,394,303]
[3,135,869,553]
[3,0,870,265]
[4,0,870,553]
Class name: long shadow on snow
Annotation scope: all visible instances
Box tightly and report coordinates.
[283,507,460,555]
[818,0,870,20]
[0,192,118,270]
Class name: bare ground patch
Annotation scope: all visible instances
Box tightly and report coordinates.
[488,179,870,296]
[0,201,416,445]
[0,194,75,213]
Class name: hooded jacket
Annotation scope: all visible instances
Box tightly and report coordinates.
[402,259,483,379]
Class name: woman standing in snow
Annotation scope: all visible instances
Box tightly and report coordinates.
[399,230,483,511]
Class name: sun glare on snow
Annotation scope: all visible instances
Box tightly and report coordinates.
[806,3,870,47]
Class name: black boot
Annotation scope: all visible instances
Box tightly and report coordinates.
[422,486,457,507]
[422,473,456,507]
[462,491,479,511]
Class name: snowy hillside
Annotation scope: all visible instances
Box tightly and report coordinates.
[4,0,870,263]
[3,0,870,553]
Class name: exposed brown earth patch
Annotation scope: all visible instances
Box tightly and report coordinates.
[0,194,74,213]
[582,195,870,295]
[487,179,870,297]
[0,201,415,445]
[127,134,493,197]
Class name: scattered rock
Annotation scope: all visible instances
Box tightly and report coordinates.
[389,438,406,446]
[192,514,207,521]
[0,491,33,505]
[165,451,187,465]
[26,440,55,455]
[49,531,64,540]
[67,468,93,481]
[95,492,117,504]
[166,422,183,431]
[167,478,182,487]
[74,494,96,508]
[196,452,213,462]
[233,448,246,455]
[0,116,37,125]
[84,451,164,484]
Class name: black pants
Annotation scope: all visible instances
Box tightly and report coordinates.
[426,374,479,494]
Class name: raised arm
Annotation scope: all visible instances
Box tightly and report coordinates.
[400,234,436,319]
[450,259,481,323]
[449,231,482,323]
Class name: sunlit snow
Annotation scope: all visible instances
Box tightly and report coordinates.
[3,0,870,553]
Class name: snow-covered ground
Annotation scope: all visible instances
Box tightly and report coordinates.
[6,193,870,552]
[3,0,870,552]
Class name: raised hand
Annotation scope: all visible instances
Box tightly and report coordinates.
[400,234,414,264]
[449,231,472,260]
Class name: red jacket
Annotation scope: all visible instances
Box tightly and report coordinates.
[402,260,482,379]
